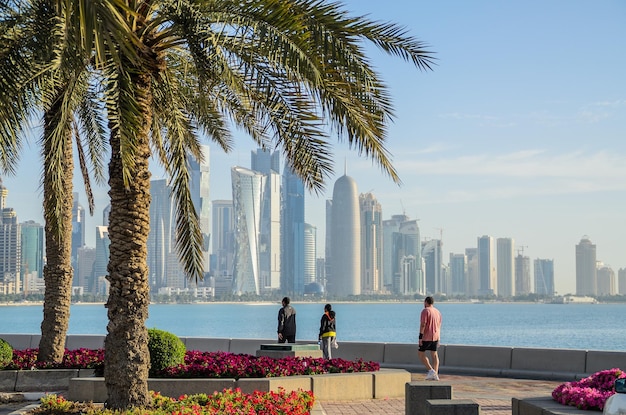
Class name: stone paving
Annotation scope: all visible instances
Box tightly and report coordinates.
[0,373,565,415]
[317,373,563,415]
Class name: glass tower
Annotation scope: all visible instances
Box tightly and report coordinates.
[576,236,597,296]
[359,192,383,294]
[497,237,515,297]
[281,165,305,295]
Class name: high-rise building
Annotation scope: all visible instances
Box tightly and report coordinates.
[477,235,495,296]
[422,239,442,295]
[231,166,265,295]
[534,258,554,296]
[251,149,281,293]
[619,268,626,295]
[20,220,44,281]
[303,223,317,289]
[596,265,615,296]
[449,253,467,296]
[515,254,531,295]
[382,214,409,292]
[394,219,423,295]
[359,192,383,294]
[75,246,95,292]
[496,238,515,297]
[211,200,234,278]
[576,236,597,296]
[281,165,305,295]
[327,174,361,297]
[93,226,110,294]
[465,248,479,296]
[0,179,21,294]
[147,179,175,291]
[324,200,333,292]
[71,192,86,264]
[189,145,211,272]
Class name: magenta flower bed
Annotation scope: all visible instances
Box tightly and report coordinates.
[552,368,626,411]
[157,350,380,379]
[6,349,379,380]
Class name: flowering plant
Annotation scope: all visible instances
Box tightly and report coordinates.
[552,368,626,411]
[38,389,314,415]
[6,348,379,379]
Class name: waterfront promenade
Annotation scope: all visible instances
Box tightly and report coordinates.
[315,373,562,415]
[0,372,563,415]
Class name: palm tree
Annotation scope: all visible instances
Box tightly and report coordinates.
[98,0,433,409]
[0,0,126,362]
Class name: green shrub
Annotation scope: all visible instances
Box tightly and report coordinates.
[147,328,186,375]
[0,338,13,369]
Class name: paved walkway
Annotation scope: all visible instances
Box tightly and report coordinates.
[1,373,564,415]
[315,373,563,415]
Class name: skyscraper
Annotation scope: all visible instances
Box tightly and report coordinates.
[251,149,281,292]
[71,192,86,264]
[359,192,383,294]
[596,265,615,296]
[20,220,44,281]
[281,165,305,295]
[422,239,442,295]
[496,238,515,297]
[576,236,597,296]
[388,218,422,295]
[303,223,317,289]
[477,235,495,296]
[515,254,531,295]
[534,258,554,296]
[211,200,234,278]
[147,179,175,290]
[93,226,110,295]
[189,145,211,272]
[618,268,626,295]
[0,179,21,294]
[231,166,265,295]
[465,248,479,296]
[382,214,409,291]
[449,253,467,295]
[327,174,360,297]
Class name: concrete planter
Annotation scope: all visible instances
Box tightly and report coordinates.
[0,369,95,392]
[68,368,410,402]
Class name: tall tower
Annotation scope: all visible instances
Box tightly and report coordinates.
[147,179,175,290]
[359,192,383,294]
[496,237,515,297]
[596,265,615,296]
[465,248,479,296]
[0,201,20,293]
[211,200,234,278]
[71,192,86,264]
[281,165,305,295]
[534,258,554,296]
[449,253,467,296]
[422,239,442,295]
[382,214,408,292]
[93,226,110,294]
[515,254,531,295]
[20,220,44,281]
[231,166,265,295]
[477,235,495,296]
[189,145,211,272]
[328,174,361,297]
[618,268,626,295]
[303,223,317,289]
[251,149,281,292]
[575,236,596,296]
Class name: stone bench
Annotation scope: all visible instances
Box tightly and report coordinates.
[256,343,322,359]
[427,399,480,415]
[405,381,453,415]
[512,397,590,415]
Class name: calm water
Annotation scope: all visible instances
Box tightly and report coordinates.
[1,302,624,351]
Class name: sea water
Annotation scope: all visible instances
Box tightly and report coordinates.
[2,302,625,351]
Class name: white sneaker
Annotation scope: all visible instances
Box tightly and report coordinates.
[433,372,440,381]
[425,369,437,380]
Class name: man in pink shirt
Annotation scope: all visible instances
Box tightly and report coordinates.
[419,296,442,380]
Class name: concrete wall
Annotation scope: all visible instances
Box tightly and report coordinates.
[2,333,624,380]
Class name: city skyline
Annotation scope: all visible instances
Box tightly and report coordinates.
[2,0,624,295]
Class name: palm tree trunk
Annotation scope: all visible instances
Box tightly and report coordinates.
[38,101,74,363]
[104,73,153,409]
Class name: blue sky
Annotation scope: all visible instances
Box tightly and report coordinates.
[3,0,625,295]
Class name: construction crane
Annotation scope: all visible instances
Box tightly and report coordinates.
[517,245,528,256]
[434,227,444,244]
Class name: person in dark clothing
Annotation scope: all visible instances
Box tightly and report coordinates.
[277,297,296,343]
[318,303,336,359]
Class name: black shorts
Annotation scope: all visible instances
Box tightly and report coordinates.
[419,341,439,352]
